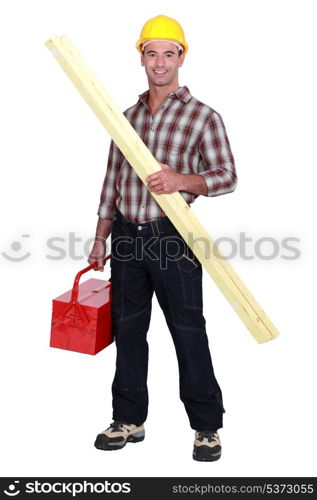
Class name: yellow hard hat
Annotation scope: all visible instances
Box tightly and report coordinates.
[136,15,188,55]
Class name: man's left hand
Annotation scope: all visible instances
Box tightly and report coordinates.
[146,163,182,194]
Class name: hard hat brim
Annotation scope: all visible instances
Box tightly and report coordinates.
[136,37,188,54]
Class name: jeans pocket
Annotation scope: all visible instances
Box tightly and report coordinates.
[111,221,128,237]
[177,243,201,272]
[215,391,226,414]
[177,252,199,273]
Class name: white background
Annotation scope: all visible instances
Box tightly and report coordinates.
[1,0,316,478]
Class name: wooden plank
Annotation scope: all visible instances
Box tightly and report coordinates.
[45,35,280,343]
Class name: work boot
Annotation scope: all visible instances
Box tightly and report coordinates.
[94,421,145,450]
[193,430,221,461]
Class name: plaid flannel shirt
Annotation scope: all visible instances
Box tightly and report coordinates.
[97,86,237,223]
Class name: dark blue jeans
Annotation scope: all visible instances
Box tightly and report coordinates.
[110,209,225,431]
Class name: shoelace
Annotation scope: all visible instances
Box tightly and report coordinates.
[197,431,218,443]
[109,421,130,433]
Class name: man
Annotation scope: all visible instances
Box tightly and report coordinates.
[88,15,237,462]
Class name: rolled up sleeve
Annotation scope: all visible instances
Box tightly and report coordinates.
[97,140,123,219]
[197,111,238,197]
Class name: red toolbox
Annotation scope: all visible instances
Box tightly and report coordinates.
[50,256,112,355]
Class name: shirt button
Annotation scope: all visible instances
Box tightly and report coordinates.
[138,225,143,230]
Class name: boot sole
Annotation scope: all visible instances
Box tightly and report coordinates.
[193,453,221,462]
[94,433,145,451]
[193,445,221,462]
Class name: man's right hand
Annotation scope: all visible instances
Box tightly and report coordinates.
[88,238,107,271]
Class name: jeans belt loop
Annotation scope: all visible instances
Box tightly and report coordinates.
[149,219,161,237]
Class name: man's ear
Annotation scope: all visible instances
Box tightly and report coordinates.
[178,53,185,68]
[141,53,145,67]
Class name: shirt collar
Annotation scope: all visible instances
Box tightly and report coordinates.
[138,86,192,107]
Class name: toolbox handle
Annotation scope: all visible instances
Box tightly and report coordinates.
[71,255,111,303]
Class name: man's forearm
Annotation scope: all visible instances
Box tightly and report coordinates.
[178,173,208,196]
[95,217,113,242]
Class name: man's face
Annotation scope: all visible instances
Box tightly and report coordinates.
[141,41,185,88]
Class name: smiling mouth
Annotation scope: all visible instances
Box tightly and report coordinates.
[153,70,168,76]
